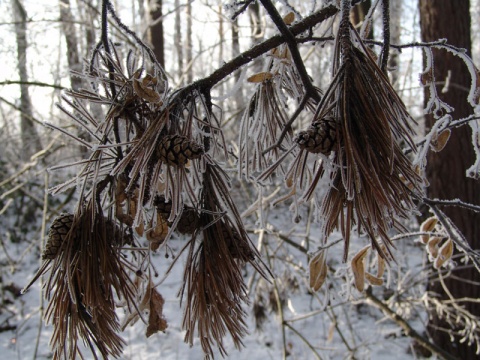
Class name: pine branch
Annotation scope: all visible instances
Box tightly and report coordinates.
[259,0,321,102]
[180,4,338,95]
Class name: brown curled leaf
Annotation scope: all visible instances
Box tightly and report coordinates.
[247,72,274,83]
[133,70,162,103]
[431,129,451,152]
[434,239,454,269]
[365,272,383,286]
[309,250,328,292]
[146,213,169,251]
[146,288,168,337]
[283,12,295,25]
[420,216,438,244]
[377,250,386,278]
[351,246,370,292]
[427,236,443,259]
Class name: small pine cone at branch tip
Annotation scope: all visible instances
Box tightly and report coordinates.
[157,134,204,166]
[295,118,338,155]
[43,213,74,260]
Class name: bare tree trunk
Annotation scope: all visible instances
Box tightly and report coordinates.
[148,0,164,68]
[231,17,243,110]
[59,0,82,91]
[174,0,183,84]
[185,0,193,84]
[12,0,42,160]
[388,0,401,86]
[419,1,480,358]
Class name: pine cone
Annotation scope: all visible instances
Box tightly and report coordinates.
[222,225,255,261]
[154,196,199,234]
[157,135,204,166]
[43,213,74,260]
[295,118,337,155]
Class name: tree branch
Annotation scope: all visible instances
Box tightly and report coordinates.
[181,4,338,95]
[259,0,321,102]
[365,287,459,360]
[0,80,65,90]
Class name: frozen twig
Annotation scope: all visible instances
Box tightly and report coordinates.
[259,0,320,102]
[365,287,458,360]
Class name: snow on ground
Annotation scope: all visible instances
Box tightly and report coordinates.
[0,188,428,360]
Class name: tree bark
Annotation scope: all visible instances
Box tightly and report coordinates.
[12,0,42,160]
[149,0,164,68]
[174,0,183,84]
[185,0,193,84]
[419,1,480,358]
[59,0,82,91]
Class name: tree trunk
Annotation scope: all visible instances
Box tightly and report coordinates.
[174,0,183,84]
[149,0,164,68]
[185,0,193,84]
[12,0,42,160]
[59,0,82,91]
[419,1,480,358]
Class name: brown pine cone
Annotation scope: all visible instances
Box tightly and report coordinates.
[43,213,74,260]
[154,196,199,234]
[295,118,337,155]
[222,225,255,261]
[157,135,204,166]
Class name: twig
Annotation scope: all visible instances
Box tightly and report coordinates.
[283,322,323,360]
[259,0,320,102]
[262,94,310,154]
[177,4,338,95]
[422,197,480,213]
[229,0,256,20]
[0,80,64,90]
[365,287,459,360]
[423,201,480,272]
[264,243,288,360]
[32,172,49,360]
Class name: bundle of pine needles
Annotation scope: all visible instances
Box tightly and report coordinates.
[181,163,269,358]
[291,0,423,261]
[31,200,136,359]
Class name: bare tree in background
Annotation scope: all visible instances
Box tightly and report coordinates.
[12,0,42,159]
[185,0,193,83]
[174,0,184,84]
[148,0,164,68]
[59,0,82,91]
[419,1,480,358]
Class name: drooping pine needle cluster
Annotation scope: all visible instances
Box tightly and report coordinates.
[23,2,269,359]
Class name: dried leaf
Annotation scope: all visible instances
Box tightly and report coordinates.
[351,246,370,292]
[247,72,274,83]
[434,239,454,269]
[377,251,385,278]
[431,129,451,152]
[146,288,168,337]
[309,250,328,291]
[133,70,162,103]
[420,216,438,244]
[365,272,383,286]
[283,12,295,25]
[427,236,443,259]
[146,214,169,251]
